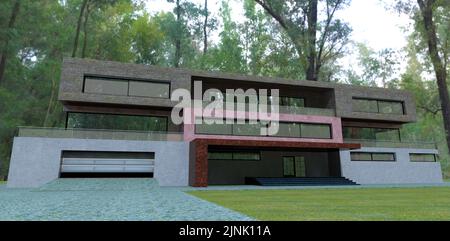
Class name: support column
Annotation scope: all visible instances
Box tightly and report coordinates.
[193,140,208,187]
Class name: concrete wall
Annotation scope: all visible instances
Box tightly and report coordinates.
[7,137,189,188]
[340,147,443,184]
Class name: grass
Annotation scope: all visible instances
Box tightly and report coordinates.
[189,187,450,221]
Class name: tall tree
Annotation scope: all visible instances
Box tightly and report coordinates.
[0,0,21,84]
[416,0,450,154]
[72,0,88,57]
[203,0,208,55]
[254,0,351,81]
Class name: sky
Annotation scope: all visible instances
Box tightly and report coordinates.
[145,0,413,79]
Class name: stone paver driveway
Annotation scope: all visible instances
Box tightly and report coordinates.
[0,178,252,221]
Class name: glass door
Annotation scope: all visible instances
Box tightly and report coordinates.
[294,156,306,177]
[283,157,295,177]
[283,156,306,177]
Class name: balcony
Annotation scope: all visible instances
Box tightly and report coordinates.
[17,127,184,141]
[201,101,335,116]
[344,138,437,149]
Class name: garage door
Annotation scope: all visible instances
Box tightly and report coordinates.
[60,151,154,174]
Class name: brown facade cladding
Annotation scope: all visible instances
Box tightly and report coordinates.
[59,58,417,123]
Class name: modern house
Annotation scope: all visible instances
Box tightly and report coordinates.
[7,58,443,188]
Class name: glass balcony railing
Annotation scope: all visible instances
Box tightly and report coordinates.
[200,101,335,116]
[344,138,437,149]
[17,127,184,141]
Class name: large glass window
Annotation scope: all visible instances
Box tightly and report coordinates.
[84,77,128,96]
[232,121,263,136]
[409,153,437,162]
[195,118,233,135]
[343,127,400,141]
[84,76,170,99]
[128,81,170,98]
[352,98,404,115]
[67,113,167,131]
[273,122,301,137]
[208,151,260,161]
[350,152,396,162]
[195,118,332,139]
[301,123,331,139]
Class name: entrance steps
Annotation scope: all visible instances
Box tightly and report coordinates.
[245,177,359,186]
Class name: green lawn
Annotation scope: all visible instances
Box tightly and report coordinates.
[188,187,450,221]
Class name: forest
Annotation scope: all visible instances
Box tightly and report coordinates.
[0,0,449,179]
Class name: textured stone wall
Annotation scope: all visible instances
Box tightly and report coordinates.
[7,137,190,188]
[340,147,443,184]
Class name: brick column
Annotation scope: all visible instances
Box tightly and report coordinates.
[193,140,208,187]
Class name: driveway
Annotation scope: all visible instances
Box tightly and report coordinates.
[0,178,252,221]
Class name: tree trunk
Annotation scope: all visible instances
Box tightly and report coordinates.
[174,0,181,67]
[203,0,208,55]
[0,0,21,84]
[306,0,318,81]
[81,2,91,58]
[417,0,450,153]
[72,0,89,58]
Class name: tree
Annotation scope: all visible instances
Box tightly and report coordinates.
[0,0,21,84]
[416,0,450,153]
[203,0,208,55]
[254,0,351,81]
[354,43,400,87]
[72,0,88,57]
[394,0,450,155]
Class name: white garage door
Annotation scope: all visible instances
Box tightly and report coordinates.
[60,151,154,173]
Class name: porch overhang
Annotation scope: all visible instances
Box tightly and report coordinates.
[190,138,361,187]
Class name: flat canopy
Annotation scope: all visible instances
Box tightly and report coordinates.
[192,138,361,150]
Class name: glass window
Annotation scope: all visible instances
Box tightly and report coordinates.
[129,81,170,98]
[84,77,128,96]
[352,99,378,113]
[351,152,396,162]
[232,121,263,136]
[301,123,331,139]
[352,98,404,115]
[195,118,232,135]
[208,152,233,160]
[208,151,260,161]
[233,152,260,161]
[409,153,437,162]
[378,101,404,114]
[372,153,396,161]
[343,127,400,141]
[67,113,167,131]
[350,152,372,161]
[272,122,301,137]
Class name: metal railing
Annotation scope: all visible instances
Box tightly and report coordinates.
[344,138,437,149]
[17,127,184,141]
[201,101,335,116]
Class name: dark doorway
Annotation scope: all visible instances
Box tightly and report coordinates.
[283,156,306,177]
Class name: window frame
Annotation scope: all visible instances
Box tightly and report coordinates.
[65,112,169,132]
[194,118,333,139]
[409,153,437,162]
[208,150,261,161]
[83,75,171,99]
[352,97,405,115]
[350,152,396,162]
